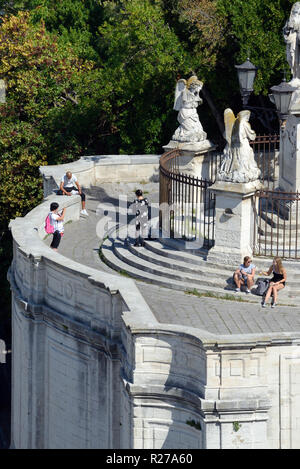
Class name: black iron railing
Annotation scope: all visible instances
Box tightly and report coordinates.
[254,189,300,259]
[250,134,280,190]
[159,134,282,253]
[159,148,216,249]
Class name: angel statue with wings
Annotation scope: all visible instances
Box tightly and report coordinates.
[172,76,207,143]
[218,109,260,183]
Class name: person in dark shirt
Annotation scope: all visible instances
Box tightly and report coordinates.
[133,189,149,247]
[260,257,287,308]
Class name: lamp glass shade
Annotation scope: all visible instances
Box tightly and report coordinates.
[235,59,257,92]
[270,81,296,115]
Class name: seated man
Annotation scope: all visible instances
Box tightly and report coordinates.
[58,170,88,216]
[233,256,256,294]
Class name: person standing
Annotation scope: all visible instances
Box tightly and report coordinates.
[133,189,149,247]
[48,202,66,251]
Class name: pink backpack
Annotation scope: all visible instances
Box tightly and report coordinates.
[45,213,54,234]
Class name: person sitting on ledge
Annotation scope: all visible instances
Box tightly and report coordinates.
[233,256,256,294]
[58,170,88,216]
[260,257,287,308]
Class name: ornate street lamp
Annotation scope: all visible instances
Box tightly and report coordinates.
[270,79,296,125]
[235,58,258,107]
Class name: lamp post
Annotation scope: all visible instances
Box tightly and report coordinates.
[235,58,258,107]
[269,79,296,127]
[235,58,278,133]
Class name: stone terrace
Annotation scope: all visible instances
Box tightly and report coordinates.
[44,181,300,336]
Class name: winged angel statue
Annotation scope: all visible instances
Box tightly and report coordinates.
[218,109,260,183]
[172,76,207,143]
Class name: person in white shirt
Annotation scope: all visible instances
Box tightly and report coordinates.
[233,256,256,294]
[58,170,88,216]
[49,202,66,251]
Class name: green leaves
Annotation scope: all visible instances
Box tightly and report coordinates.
[96,0,192,152]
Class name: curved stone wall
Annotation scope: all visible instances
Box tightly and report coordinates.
[8,158,300,449]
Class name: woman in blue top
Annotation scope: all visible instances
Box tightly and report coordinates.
[233,256,256,293]
[260,257,287,308]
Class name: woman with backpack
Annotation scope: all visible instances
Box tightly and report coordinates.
[260,257,287,308]
[45,202,66,251]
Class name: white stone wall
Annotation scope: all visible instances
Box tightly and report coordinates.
[8,183,300,449]
[39,154,161,197]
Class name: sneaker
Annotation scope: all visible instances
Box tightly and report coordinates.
[246,288,251,294]
[80,209,89,216]
[271,303,276,308]
[235,287,240,292]
[261,302,266,308]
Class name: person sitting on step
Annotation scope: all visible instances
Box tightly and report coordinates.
[233,256,256,294]
[260,257,287,308]
[58,170,88,216]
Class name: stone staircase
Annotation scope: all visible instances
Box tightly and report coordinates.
[256,209,300,257]
[101,224,300,306]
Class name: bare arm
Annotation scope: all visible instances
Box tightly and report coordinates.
[60,181,70,196]
[248,267,256,279]
[56,208,66,221]
[260,265,273,276]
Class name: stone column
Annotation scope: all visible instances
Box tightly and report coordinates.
[279,113,300,192]
[207,180,262,265]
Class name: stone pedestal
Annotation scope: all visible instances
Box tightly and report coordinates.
[162,139,217,180]
[279,113,300,192]
[207,180,262,265]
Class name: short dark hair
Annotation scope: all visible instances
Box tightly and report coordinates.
[135,189,143,197]
[50,202,59,211]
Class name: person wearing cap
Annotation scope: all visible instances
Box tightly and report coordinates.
[58,170,88,216]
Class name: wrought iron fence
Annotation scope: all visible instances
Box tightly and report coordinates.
[250,134,280,190]
[159,134,281,253]
[253,188,300,259]
[159,149,216,249]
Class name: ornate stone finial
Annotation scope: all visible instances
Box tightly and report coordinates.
[217,108,260,183]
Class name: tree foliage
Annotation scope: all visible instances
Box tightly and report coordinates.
[96,0,193,153]
[0,0,297,225]
[0,11,92,225]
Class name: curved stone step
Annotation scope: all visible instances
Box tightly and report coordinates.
[127,240,233,278]
[100,235,299,304]
[101,238,227,294]
[112,240,233,289]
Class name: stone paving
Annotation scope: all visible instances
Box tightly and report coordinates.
[44,182,300,336]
